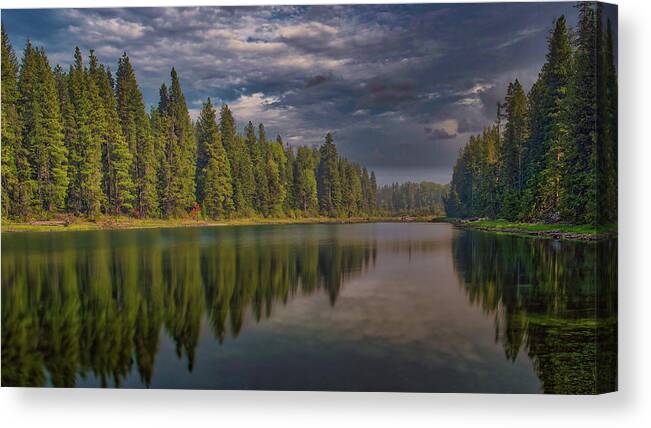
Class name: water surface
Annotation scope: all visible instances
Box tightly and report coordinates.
[1,223,617,393]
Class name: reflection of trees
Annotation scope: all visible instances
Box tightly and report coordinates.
[1,226,375,387]
[452,231,617,394]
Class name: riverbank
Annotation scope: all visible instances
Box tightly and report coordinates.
[448,218,617,241]
[1,215,435,233]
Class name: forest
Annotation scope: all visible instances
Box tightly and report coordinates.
[377,181,447,217]
[445,3,617,226]
[0,26,393,221]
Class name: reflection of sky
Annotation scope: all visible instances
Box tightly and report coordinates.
[78,223,540,392]
[1,4,617,184]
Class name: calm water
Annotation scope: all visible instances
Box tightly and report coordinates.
[1,223,617,393]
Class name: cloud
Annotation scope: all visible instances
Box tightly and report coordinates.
[305,75,329,88]
[1,2,588,185]
[425,119,458,140]
[64,10,151,43]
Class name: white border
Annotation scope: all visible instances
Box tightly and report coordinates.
[1,1,649,427]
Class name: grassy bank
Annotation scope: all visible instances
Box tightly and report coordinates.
[449,218,617,241]
[1,215,435,233]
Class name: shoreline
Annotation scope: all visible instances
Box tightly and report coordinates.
[1,215,436,233]
[1,216,617,241]
[447,218,617,242]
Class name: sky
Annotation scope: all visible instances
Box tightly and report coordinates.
[0,3,616,185]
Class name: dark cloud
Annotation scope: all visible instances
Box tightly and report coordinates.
[457,116,485,134]
[305,75,329,88]
[0,2,605,185]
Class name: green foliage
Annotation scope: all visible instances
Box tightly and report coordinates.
[447,8,617,227]
[116,53,158,217]
[293,146,319,214]
[17,41,69,214]
[2,35,381,222]
[317,133,343,217]
[379,181,447,216]
[1,26,28,218]
[196,99,234,218]
[157,68,197,216]
[220,105,254,216]
[92,62,134,214]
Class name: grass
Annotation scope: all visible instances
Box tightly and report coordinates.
[1,215,431,233]
[449,218,617,240]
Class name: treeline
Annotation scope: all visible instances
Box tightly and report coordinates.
[378,181,448,216]
[445,3,617,226]
[0,27,378,221]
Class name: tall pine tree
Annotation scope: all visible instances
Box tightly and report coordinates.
[1,26,28,218]
[196,98,234,218]
[116,53,158,216]
[18,42,69,213]
[317,133,343,217]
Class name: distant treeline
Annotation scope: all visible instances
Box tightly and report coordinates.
[445,4,617,226]
[0,26,379,220]
[378,181,448,216]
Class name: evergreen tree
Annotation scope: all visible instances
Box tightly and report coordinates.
[67,47,103,217]
[497,80,528,220]
[220,105,254,215]
[245,121,269,214]
[369,171,378,213]
[1,27,28,218]
[265,131,287,216]
[317,133,342,216]
[446,10,617,228]
[293,146,318,214]
[196,98,234,218]
[283,141,296,213]
[166,67,196,213]
[116,53,158,216]
[17,42,69,213]
[533,15,573,222]
[602,18,618,224]
[91,58,134,214]
[595,5,617,225]
[341,162,362,217]
[563,3,598,224]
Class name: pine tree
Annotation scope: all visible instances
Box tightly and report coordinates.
[596,5,617,225]
[53,64,78,211]
[563,3,598,224]
[196,98,234,218]
[283,141,296,213]
[536,15,573,222]
[603,18,618,224]
[220,105,254,215]
[1,26,27,218]
[17,42,69,213]
[150,105,171,215]
[369,171,378,214]
[91,59,134,214]
[266,132,287,216]
[342,162,362,217]
[293,146,318,214]
[167,68,196,213]
[116,53,158,216]
[67,47,103,217]
[497,79,528,220]
[317,133,342,217]
[245,121,269,215]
